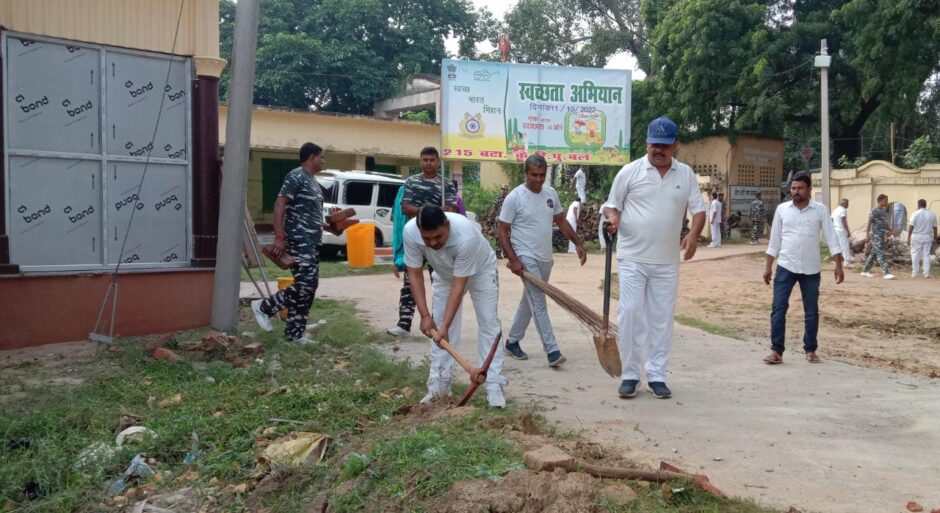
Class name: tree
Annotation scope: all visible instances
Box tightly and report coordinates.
[219,0,495,114]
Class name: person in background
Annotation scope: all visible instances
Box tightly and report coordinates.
[489,185,510,259]
[708,192,722,248]
[453,179,467,216]
[566,200,581,254]
[908,199,937,278]
[573,166,587,204]
[749,192,766,245]
[719,192,730,239]
[763,173,844,365]
[831,199,854,266]
[861,194,895,280]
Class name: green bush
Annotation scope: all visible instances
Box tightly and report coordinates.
[462,181,499,218]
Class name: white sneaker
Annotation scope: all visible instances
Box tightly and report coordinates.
[883,274,895,280]
[290,337,317,345]
[912,273,918,278]
[306,319,327,334]
[420,379,452,404]
[251,300,273,332]
[386,326,409,336]
[486,385,506,408]
[860,272,874,278]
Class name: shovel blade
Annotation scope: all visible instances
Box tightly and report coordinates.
[592,335,622,378]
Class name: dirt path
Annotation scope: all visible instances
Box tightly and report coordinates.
[316,245,940,513]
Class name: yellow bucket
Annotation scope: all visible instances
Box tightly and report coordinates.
[276,277,294,320]
[346,223,375,268]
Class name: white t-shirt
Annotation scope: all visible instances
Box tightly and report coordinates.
[574,169,586,191]
[566,201,580,230]
[603,156,707,265]
[709,199,722,223]
[403,212,495,280]
[909,208,938,237]
[831,205,848,232]
[498,185,564,262]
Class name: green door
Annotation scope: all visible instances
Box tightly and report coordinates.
[261,158,298,212]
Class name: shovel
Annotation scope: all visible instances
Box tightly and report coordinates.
[593,224,622,378]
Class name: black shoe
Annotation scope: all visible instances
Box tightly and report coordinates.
[647,382,672,399]
[618,379,638,398]
[547,350,566,367]
[504,341,528,360]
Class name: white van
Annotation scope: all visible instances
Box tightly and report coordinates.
[315,170,404,258]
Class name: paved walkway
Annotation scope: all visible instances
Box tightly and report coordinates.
[244,243,940,512]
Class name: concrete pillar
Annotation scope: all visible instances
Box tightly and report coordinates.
[354,155,367,170]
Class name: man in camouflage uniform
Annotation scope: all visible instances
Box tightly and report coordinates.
[749,192,766,244]
[386,147,457,336]
[719,192,730,239]
[861,194,895,280]
[489,184,510,259]
[251,143,328,343]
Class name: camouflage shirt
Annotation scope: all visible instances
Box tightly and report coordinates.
[279,167,324,249]
[401,173,457,212]
[749,199,766,222]
[868,206,888,238]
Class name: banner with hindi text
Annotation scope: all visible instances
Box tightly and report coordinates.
[440,59,632,165]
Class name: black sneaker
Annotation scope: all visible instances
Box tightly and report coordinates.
[504,341,528,360]
[647,382,672,399]
[547,350,566,367]
[618,379,638,398]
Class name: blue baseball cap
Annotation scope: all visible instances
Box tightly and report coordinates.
[646,117,678,145]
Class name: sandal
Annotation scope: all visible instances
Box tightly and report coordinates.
[805,352,821,363]
[763,352,783,365]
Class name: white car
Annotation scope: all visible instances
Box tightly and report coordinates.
[315,170,404,258]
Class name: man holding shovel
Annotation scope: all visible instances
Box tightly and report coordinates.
[498,154,586,366]
[404,205,507,407]
[602,117,707,399]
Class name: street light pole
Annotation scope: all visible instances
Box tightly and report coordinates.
[211,0,260,333]
[814,39,832,208]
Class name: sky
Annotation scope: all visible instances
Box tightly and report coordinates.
[445,0,644,79]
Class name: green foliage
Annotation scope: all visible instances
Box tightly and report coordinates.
[399,109,434,123]
[900,135,940,169]
[220,0,495,113]
[461,180,499,218]
[837,154,868,168]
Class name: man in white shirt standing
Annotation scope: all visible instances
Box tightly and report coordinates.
[404,206,507,407]
[831,199,853,266]
[498,155,586,366]
[566,200,581,254]
[908,199,938,278]
[763,173,844,365]
[708,192,722,247]
[602,117,707,400]
[573,167,587,204]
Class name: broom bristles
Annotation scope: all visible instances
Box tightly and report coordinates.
[521,271,617,338]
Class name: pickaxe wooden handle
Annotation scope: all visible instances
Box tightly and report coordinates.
[428,329,485,383]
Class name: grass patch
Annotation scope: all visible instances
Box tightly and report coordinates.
[242,259,393,281]
[674,315,743,340]
[2,299,768,513]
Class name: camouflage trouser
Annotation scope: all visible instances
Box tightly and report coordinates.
[720,222,730,239]
[750,220,763,242]
[862,234,890,274]
[260,250,319,341]
[397,270,415,331]
[494,238,505,259]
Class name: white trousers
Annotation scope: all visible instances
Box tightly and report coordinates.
[835,228,853,263]
[911,235,933,276]
[576,187,586,204]
[508,256,558,354]
[710,220,722,246]
[428,268,506,388]
[616,258,679,383]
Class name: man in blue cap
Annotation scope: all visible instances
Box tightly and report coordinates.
[602,117,707,400]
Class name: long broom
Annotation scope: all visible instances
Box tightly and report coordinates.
[521,265,622,378]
